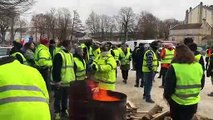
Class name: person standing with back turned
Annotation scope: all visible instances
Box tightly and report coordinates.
[164,44,205,120]
[0,57,50,120]
[34,39,52,91]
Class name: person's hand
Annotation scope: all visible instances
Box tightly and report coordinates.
[92,87,99,93]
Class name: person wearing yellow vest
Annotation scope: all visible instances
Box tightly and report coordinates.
[120,44,131,84]
[207,45,213,97]
[164,44,204,120]
[34,39,52,91]
[188,43,205,71]
[0,57,51,120]
[74,47,87,81]
[111,45,120,65]
[142,41,160,103]
[52,40,75,119]
[159,44,175,88]
[92,43,117,90]
[80,42,91,64]
[9,40,28,65]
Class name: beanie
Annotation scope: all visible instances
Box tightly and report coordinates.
[40,38,49,45]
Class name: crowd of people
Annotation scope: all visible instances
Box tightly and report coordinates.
[0,37,213,120]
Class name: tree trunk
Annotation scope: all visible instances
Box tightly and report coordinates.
[10,17,15,41]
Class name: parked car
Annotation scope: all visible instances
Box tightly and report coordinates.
[0,47,12,58]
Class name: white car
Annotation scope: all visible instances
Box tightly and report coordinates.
[0,47,12,58]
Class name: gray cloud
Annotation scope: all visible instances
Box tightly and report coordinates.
[28,0,212,22]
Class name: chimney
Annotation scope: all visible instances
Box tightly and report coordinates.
[190,7,192,11]
[200,2,203,6]
[185,10,189,24]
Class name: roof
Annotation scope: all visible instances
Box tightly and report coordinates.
[171,23,202,30]
[202,35,213,40]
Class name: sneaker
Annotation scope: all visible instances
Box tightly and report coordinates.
[134,84,139,87]
[146,99,155,103]
[159,86,164,88]
[54,113,60,120]
[140,84,144,88]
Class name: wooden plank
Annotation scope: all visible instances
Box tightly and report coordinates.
[141,105,163,120]
[151,111,170,120]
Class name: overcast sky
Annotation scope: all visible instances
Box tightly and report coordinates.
[24,0,212,22]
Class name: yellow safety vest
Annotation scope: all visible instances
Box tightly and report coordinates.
[74,57,86,81]
[34,44,52,68]
[171,63,202,105]
[195,54,202,62]
[120,48,131,65]
[53,47,62,58]
[0,60,50,120]
[58,51,75,86]
[142,50,158,72]
[93,52,117,90]
[11,52,28,65]
[161,49,175,64]
[113,49,120,61]
[80,43,90,63]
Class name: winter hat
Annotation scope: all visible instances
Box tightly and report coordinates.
[49,39,56,45]
[40,38,49,45]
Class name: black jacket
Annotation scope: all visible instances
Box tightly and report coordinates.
[164,65,205,101]
[132,47,145,70]
[52,49,69,82]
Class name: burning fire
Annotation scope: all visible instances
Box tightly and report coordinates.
[93,89,120,102]
[87,79,120,102]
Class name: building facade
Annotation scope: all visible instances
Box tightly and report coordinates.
[169,20,212,45]
[185,2,213,27]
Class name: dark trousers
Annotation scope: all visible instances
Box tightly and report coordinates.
[169,99,197,120]
[54,87,69,113]
[135,69,143,86]
[161,67,168,86]
[143,72,155,100]
[121,70,129,80]
[38,68,51,91]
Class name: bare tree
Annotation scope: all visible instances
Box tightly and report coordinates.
[31,14,47,39]
[15,18,27,39]
[158,19,180,40]
[56,8,72,41]
[86,11,101,35]
[45,8,57,40]
[0,15,10,44]
[70,10,84,40]
[137,11,159,39]
[117,7,135,41]
[0,0,34,16]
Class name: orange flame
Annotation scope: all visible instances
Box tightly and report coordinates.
[93,89,120,102]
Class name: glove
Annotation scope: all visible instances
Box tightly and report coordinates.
[92,64,97,71]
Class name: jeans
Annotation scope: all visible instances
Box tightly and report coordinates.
[143,72,155,100]
[161,68,168,86]
[135,69,143,86]
[54,87,69,113]
[38,68,51,91]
